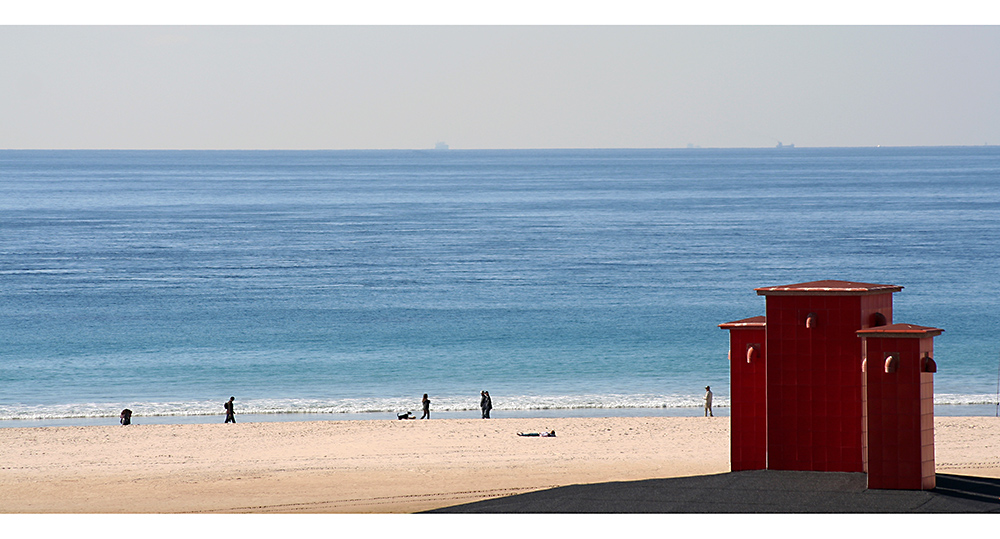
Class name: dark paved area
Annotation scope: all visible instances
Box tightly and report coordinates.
[427,470,1000,513]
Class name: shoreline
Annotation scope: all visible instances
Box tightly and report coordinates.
[3,403,996,429]
[0,405,729,429]
[2,415,998,513]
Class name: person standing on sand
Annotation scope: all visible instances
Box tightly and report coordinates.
[481,390,493,419]
[224,396,236,423]
[421,393,431,419]
[704,386,713,417]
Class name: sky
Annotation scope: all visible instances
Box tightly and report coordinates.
[2,15,1000,149]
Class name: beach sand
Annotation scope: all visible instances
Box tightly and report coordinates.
[1,416,998,513]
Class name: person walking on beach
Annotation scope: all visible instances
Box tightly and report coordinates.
[224,396,236,423]
[481,390,493,419]
[421,393,431,419]
[704,386,713,417]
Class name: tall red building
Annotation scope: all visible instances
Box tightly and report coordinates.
[720,280,941,489]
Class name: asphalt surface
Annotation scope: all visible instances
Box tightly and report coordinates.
[427,470,1000,513]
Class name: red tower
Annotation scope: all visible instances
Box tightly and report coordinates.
[719,316,766,471]
[720,280,941,489]
[858,324,941,490]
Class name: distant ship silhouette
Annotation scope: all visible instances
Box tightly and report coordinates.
[775,142,795,149]
[434,142,449,150]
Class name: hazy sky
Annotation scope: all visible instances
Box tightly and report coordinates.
[2,25,999,149]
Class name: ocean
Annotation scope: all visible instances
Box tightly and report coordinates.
[2,147,999,426]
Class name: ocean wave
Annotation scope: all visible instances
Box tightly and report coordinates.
[933,394,1000,406]
[0,394,718,421]
[3,393,997,422]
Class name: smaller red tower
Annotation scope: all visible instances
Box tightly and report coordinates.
[858,323,942,490]
[719,316,766,471]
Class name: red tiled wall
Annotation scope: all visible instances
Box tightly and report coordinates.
[859,293,894,475]
[729,327,767,470]
[862,336,935,490]
[861,293,894,328]
[919,337,936,490]
[764,294,892,472]
[920,369,936,490]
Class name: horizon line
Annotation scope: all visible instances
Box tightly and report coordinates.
[1,144,995,152]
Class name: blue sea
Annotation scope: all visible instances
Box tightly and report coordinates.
[2,147,999,427]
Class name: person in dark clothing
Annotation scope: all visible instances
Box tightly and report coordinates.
[480,391,493,419]
[704,386,713,417]
[224,396,236,423]
[421,393,431,419]
[120,408,132,425]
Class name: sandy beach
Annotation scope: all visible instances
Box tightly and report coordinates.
[1,416,998,513]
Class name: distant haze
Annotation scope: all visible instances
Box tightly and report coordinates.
[2,26,998,149]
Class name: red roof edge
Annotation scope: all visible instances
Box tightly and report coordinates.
[719,315,766,329]
[856,323,944,338]
[756,280,903,296]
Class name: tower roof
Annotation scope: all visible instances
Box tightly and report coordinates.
[857,323,944,338]
[719,316,766,329]
[755,280,903,296]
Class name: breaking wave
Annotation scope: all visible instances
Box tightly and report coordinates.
[0,393,721,422]
[3,392,998,423]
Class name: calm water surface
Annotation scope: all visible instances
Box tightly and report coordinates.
[2,148,998,425]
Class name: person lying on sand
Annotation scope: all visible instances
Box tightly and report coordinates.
[517,430,555,437]
[397,412,416,420]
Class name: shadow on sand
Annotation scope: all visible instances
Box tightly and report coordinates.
[427,471,1000,513]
